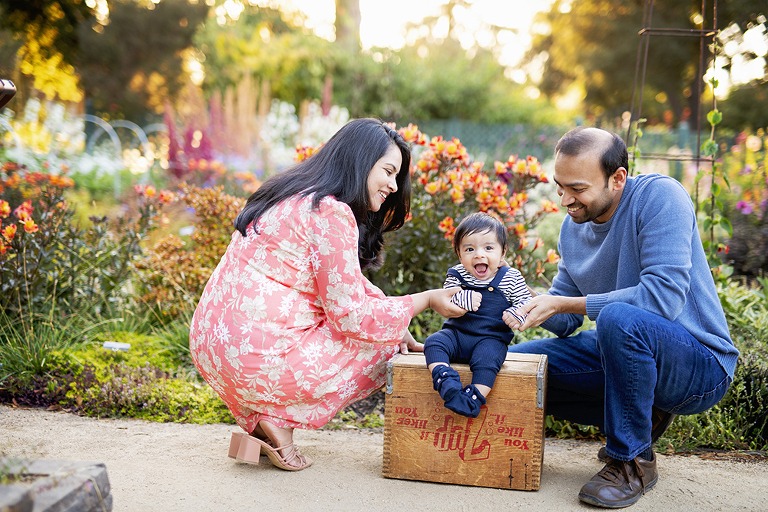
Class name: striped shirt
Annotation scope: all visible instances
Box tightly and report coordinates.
[445,264,531,324]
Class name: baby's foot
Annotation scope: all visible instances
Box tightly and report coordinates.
[444,384,487,418]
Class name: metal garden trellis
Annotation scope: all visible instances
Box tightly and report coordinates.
[625,0,720,207]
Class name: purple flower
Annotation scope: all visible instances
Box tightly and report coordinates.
[739,165,752,175]
[736,200,753,215]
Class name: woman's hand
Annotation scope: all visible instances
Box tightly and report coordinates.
[398,330,424,354]
[408,287,466,318]
[428,288,466,318]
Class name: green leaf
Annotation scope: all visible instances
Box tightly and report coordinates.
[711,182,721,196]
[694,169,705,186]
[719,217,733,237]
[702,218,712,232]
[707,109,722,126]
[701,139,718,157]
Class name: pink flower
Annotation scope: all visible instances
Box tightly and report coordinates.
[736,201,753,215]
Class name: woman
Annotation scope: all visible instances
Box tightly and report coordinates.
[190,119,464,471]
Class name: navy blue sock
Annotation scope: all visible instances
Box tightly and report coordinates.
[444,384,487,418]
[431,365,463,402]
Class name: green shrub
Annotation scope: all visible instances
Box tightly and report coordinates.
[1,331,233,424]
[0,163,174,319]
[135,183,244,320]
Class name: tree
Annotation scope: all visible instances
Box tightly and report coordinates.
[526,0,767,128]
[334,0,360,53]
[0,0,96,102]
[195,4,340,111]
[76,0,209,122]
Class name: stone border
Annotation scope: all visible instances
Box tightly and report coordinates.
[0,459,112,512]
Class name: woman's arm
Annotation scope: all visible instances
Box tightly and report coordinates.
[409,288,466,317]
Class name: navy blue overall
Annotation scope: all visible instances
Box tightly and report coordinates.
[424,266,513,388]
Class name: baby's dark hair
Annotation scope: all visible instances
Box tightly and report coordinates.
[452,212,508,255]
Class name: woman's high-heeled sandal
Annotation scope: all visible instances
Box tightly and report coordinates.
[228,432,247,459]
[234,434,312,470]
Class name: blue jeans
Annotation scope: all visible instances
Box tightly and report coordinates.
[508,303,731,461]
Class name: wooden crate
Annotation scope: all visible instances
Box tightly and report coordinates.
[382,352,547,490]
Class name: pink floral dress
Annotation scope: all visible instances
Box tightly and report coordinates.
[189,194,413,432]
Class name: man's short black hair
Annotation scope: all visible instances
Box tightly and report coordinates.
[555,127,629,183]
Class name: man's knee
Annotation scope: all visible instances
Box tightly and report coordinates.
[596,302,638,330]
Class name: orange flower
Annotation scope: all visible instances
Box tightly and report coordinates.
[399,124,427,145]
[198,159,209,171]
[0,200,9,218]
[13,200,33,221]
[23,219,38,233]
[424,181,441,195]
[0,241,6,255]
[449,186,465,204]
[2,223,17,241]
[295,144,322,162]
[540,199,559,213]
[518,237,530,250]
[494,196,509,211]
[438,216,456,240]
[49,175,75,188]
[513,223,527,238]
[545,249,560,264]
[533,237,544,251]
[158,190,176,204]
[431,136,447,153]
[144,185,157,198]
[188,158,198,171]
[6,174,20,187]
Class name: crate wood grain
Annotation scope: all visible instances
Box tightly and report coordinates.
[382,352,547,490]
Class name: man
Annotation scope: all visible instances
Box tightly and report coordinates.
[504,127,738,508]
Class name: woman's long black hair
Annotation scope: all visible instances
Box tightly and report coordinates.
[234,118,412,270]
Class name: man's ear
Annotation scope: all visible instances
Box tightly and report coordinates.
[611,167,627,191]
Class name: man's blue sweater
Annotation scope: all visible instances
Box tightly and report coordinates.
[541,173,739,378]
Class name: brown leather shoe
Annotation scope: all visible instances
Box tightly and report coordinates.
[597,407,676,462]
[579,453,658,508]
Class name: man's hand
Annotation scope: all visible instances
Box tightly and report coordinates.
[398,330,424,354]
[506,294,587,331]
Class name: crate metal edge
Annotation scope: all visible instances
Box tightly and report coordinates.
[386,353,403,394]
[536,354,547,409]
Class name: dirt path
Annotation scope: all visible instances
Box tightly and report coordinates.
[2,405,767,512]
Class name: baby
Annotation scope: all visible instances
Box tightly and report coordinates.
[424,212,532,417]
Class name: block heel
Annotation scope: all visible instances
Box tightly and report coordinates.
[235,434,263,465]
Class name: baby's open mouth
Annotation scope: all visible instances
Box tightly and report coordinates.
[474,263,488,276]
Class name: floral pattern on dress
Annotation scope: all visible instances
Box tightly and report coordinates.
[190,194,413,431]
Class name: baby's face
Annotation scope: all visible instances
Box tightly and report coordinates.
[457,229,506,281]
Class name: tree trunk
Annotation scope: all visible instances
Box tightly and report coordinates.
[334,0,361,53]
